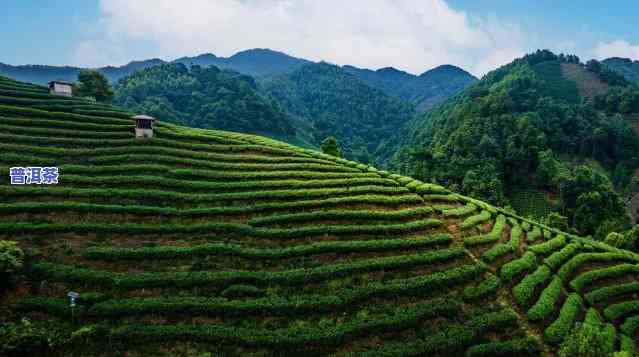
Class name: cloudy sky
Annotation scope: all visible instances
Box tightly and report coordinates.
[2,0,639,76]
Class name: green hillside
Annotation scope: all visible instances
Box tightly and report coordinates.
[603,57,639,83]
[2,74,639,356]
[112,63,314,147]
[392,50,639,237]
[343,64,478,112]
[261,62,416,163]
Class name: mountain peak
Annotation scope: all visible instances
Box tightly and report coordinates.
[419,64,476,79]
[376,67,413,78]
[230,48,298,59]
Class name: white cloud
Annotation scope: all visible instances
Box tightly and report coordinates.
[71,41,128,68]
[593,40,639,60]
[74,0,529,76]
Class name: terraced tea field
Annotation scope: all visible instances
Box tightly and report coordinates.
[1,74,639,356]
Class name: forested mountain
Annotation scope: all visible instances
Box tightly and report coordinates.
[1,49,473,119]
[261,62,416,163]
[0,59,165,84]
[604,57,639,83]
[392,50,639,237]
[0,49,307,85]
[344,64,477,111]
[113,63,307,144]
[174,48,311,76]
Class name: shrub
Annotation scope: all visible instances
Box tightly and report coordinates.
[85,234,453,261]
[465,337,540,356]
[415,183,449,195]
[620,334,636,355]
[221,285,264,298]
[543,243,582,271]
[0,240,24,282]
[107,299,460,348]
[512,265,551,306]
[442,203,476,217]
[465,215,506,246]
[527,277,562,321]
[33,249,469,289]
[527,227,542,242]
[248,207,434,226]
[461,211,492,230]
[570,264,639,292]
[500,252,537,281]
[559,309,615,357]
[544,294,583,345]
[586,282,639,305]
[0,318,71,355]
[463,274,501,301]
[621,315,639,336]
[603,301,639,321]
[528,235,567,256]
[557,252,638,283]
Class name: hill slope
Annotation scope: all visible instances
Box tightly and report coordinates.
[603,57,639,83]
[174,48,312,77]
[391,50,639,235]
[2,75,639,356]
[261,62,416,162]
[112,63,311,146]
[344,64,478,112]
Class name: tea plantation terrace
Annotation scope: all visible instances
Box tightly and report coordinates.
[1,74,639,356]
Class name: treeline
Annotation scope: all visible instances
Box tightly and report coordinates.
[113,64,296,139]
[261,62,416,163]
[394,50,639,237]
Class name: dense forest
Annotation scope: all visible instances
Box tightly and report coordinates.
[261,62,417,163]
[343,64,477,111]
[392,50,639,238]
[113,63,305,143]
[603,57,639,83]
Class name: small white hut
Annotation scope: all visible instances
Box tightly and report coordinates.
[48,80,73,97]
[133,115,156,138]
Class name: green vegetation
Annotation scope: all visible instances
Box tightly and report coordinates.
[464,214,506,246]
[320,136,342,157]
[261,62,416,162]
[559,309,616,357]
[500,251,537,281]
[343,64,477,112]
[74,70,114,102]
[113,63,299,141]
[527,276,563,321]
[394,50,638,236]
[544,294,583,345]
[0,240,23,284]
[513,265,552,307]
[460,210,492,230]
[2,73,639,356]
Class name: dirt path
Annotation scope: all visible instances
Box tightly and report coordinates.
[560,63,609,101]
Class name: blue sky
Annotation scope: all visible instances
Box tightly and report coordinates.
[2,0,638,76]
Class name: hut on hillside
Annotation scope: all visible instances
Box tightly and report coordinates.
[133,115,156,138]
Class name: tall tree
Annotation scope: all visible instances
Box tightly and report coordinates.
[75,70,114,102]
[321,136,342,157]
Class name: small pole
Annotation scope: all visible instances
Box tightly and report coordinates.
[68,291,80,324]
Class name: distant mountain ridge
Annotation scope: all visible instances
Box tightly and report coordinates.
[260,61,416,162]
[173,48,312,76]
[0,59,165,85]
[343,64,477,111]
[603,57,639,83]
[0,48,476,113]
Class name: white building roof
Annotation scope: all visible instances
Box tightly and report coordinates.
[132,115,156,121]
